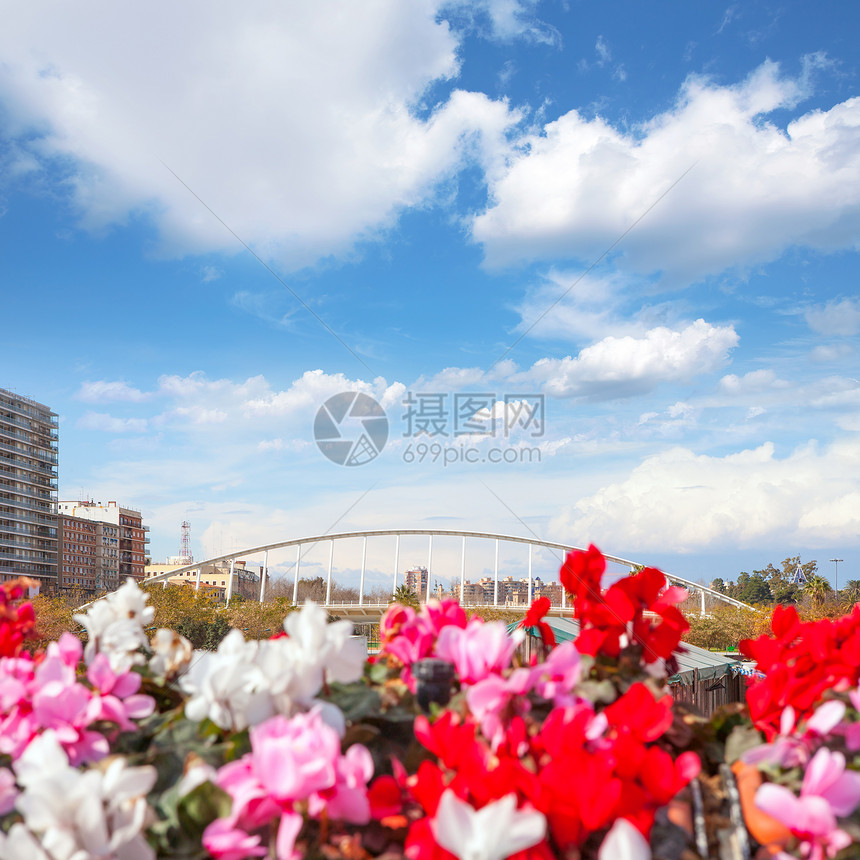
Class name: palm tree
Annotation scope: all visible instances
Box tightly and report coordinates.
[390,584,420,610]
[803,574,832,605]
[842,579,860,608]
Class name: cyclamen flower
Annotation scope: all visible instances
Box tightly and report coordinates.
[6,731,156,860]
[0,578,36,658]
[598,818,651,860]
[0,768,16,816]
[466,668,533,750]
[73,578,154,670]
[182,603,364,732]
[149,628,193,679]
[204,709,373,860]
[435,620,523,685]
[432,790,547,860]
[755,748,860,860]
[744,701,846,770]
[0,632,153,766]
[378,599,468,690]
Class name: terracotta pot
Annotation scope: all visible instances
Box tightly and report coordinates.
[731,761,791,855]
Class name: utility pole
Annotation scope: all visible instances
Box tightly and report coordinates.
[830,558,844,591]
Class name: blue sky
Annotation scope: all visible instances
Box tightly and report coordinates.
[2,0,860,591]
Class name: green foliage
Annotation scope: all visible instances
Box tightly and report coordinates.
[842,580,860,608]
[390,584,420,610]
[803,573,832,606]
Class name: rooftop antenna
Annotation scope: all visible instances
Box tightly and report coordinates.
[180,521,193,564]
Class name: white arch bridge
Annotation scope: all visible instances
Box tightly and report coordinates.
[141,529,754,620]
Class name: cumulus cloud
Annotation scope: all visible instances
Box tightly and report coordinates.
[472,58,860,283]
[0,2,518,268]
[76,380,150,403]
[806,298,860,336]
[524,319,738,399]
[551,437,860,551]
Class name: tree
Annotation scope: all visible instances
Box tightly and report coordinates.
[710,578,727,594]
[390,584,420,610]
[803,574,832,606]
[842,580,860,608]
[736,573,772,605]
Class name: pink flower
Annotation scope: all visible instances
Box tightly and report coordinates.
[466,668,533,750]
[202,819,267,860]
[745,702,846,770]
[380,604,416,641]
[250,710,340,803]
[435,620,524,685]
[421,599,468,636]
[531,641,584,707]
[756,748,860,860]
[802,747,860,817]
[315,743,374,823]
[0,767,17,815]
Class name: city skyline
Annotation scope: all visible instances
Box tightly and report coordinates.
[3,2,859,588]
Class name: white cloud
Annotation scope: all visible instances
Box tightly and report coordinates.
[551,437,860,551]
[806,298,860,336]
[76,380,150,403]
[0,2,518,268]
[811,343,854,363]
[472,58,860,283]
[443,0,557,43]
[77,411,148,433]
[718,369,789,394]
[524,319,738,399]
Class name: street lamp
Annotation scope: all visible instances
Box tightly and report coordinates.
[830,558,844,591]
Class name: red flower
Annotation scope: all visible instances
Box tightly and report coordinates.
[559,545,605,613]
[518,596,556,648]
[0,578,36,657]
[741,605,860,738]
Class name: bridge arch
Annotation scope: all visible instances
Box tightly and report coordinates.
[140,529,754,616]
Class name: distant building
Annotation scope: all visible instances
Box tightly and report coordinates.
[405,566,428,596]
[146,559,260,601]
[57,515,97,593]
[0,389,59,588]
[58,501,148,588]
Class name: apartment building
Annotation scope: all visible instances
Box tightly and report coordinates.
[57,514,97,592]
[405,565,429,596]
[58,500,148,587]
[0,389,59,587]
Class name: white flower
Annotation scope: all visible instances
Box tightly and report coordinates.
[432,790,546,860]
[181,603,364,732]
[11,732,156,860]
[148,629,192,679]
[0,824,51,860]
[181,631,273,731]
[73,579,154,671]
[598,818,651,860]
[282,602,365,686]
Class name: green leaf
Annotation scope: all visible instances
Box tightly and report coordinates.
[177,782,232,841]
[326,681,382,723]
